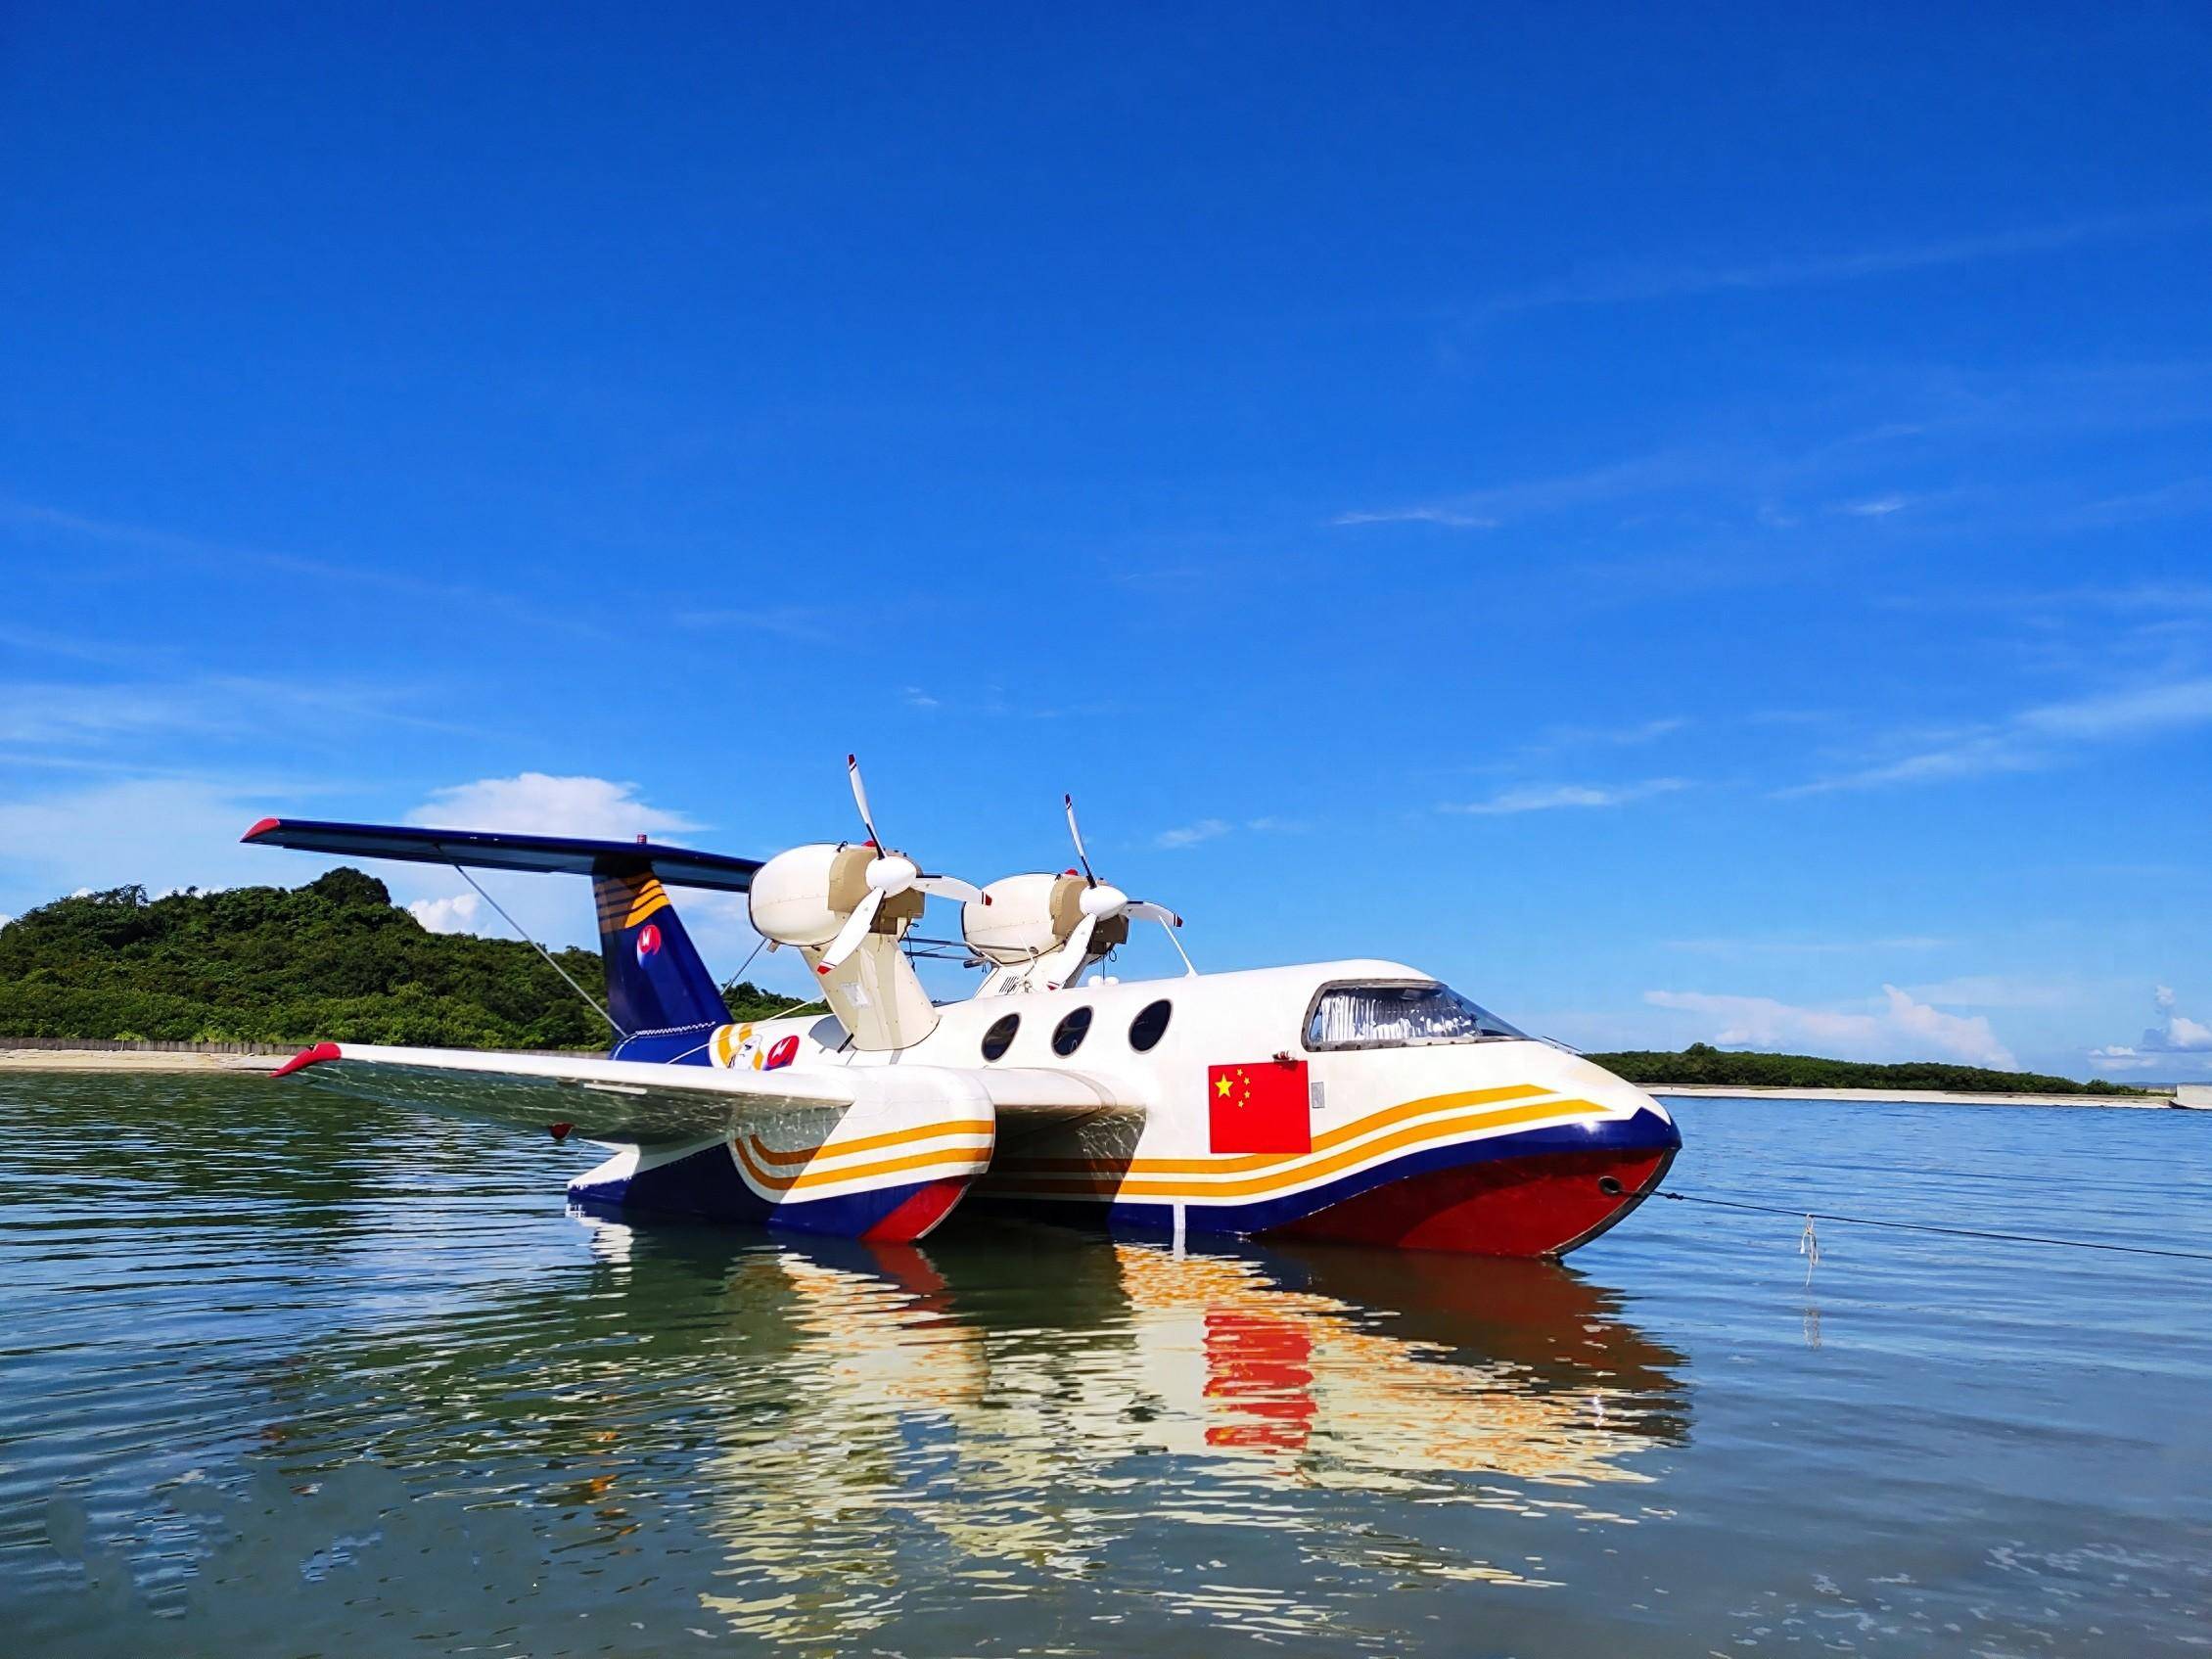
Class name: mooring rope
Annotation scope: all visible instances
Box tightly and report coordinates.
[1655,1189,2212,1264]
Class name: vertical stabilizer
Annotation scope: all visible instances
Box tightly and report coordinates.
[593,871,729,1045]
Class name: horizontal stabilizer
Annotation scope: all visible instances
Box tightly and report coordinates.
[242,817,762,892]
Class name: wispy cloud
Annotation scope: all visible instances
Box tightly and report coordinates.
[1784,676,2212,794]
[672,605,837,643]
[1331,507,1498,530]
[899,686,942,710]
[1538,715,1690,750]
[0,674,479,749]
[1838,493,1911,517]
[1646,986,2017,1069]
[1332,449,1710,534]
[1154,817,1231,849]
[1666,935,1948,956]
[0,498,609,642]
[1442,778,1688,816]
[1467,207,2208,319]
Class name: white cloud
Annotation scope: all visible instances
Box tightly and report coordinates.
[407,893,485,935]
[1245,815,1307,833]
[405,774,700,840]
[2166,1016,2212,1049]
[1840,494,1910,517]
[900,686,942,710]
[0,912,12,930]
[1443,778,1688,816]
[2086,988,2210,1073]
[1645,985,2018,1068]
[1154,818,1230,849]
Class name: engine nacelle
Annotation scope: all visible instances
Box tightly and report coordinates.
[748,843,921,946]
[961,872,1127,965]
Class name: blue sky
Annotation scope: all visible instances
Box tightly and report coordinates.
[4,4,2209,1080]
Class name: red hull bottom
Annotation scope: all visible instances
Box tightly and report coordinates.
[1261,1145,1676,1257]
[863,1176,972,1242]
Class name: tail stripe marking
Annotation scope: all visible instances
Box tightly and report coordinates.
[594,876,671,930]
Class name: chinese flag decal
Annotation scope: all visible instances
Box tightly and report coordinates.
[1207,1059,1311,1154]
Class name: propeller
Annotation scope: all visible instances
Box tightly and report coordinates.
[1057,793,1180,967]
[817,756,982,973]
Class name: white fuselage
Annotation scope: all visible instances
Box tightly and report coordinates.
[704,958,1671,1223]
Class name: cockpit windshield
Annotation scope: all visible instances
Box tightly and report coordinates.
[1304,981,1526,1050]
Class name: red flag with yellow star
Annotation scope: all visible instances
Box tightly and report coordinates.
[1207,1059,1311,1154]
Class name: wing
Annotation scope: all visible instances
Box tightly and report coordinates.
[275,1041,869,1146]
[241,817,762,892]
[971,1066,1150,1169]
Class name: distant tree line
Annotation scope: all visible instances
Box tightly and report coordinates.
[0,871,816,1049]
[1588,1041,2150,1096]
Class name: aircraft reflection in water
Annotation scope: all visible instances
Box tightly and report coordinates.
[258,1221,1686,1648]
[634,1225,1691,1640]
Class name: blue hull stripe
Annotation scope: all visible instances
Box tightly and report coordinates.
[569,1138,937,1236]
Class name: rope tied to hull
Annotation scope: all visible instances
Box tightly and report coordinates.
[1655,1189,2212,1264]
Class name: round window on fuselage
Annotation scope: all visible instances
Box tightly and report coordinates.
[982,1013,1020,1062]
[1051,1006,1092,1057]
[1129,999,1173,1052]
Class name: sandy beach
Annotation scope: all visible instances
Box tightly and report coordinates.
[0,1047,285,1074]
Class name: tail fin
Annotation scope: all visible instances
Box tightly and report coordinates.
[592,871,729,1038]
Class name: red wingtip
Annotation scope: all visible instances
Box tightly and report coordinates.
[272,1040,341,1078]
[243,816,281,842]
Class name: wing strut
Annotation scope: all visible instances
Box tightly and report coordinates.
[448,861,628,1039]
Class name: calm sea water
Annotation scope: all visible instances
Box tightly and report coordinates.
[2,1075,2207,1657]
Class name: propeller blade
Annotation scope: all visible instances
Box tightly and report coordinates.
[817,888,884,972]
[912,874,983,904]
[847,754,881,848]
[1063,910,1098,965]
[1063,793,1095,886]
[1127,900,1182,927]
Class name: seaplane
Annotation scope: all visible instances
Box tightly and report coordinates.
[244,758,1681,1257]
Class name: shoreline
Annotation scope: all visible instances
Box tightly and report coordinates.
[1651,1083,2177,1109]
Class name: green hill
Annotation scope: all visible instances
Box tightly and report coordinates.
[0,871,809,1049]
[1587,1041,2151,1096]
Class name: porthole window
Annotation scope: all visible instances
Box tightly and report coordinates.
[1129,999,1173,1053]
[981,1013,1020,1062]
[1050,1006,1093,1057]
